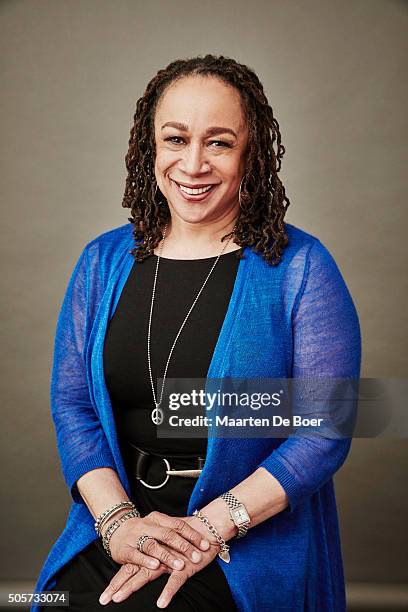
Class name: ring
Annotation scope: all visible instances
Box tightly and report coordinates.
[137,534,155,553]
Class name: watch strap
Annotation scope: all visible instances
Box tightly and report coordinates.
[220,491,250,538]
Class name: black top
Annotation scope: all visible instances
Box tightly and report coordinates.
[103,247,243,457]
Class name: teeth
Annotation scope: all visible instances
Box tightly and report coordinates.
[178,183,213,195]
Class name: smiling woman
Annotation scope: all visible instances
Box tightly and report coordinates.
[151,75,249,251]
[33,54,361,612]
[122,54,290,264]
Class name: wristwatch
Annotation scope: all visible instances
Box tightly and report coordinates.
[219,491,251,538]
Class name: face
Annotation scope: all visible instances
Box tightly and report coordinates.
[153,75,249,226]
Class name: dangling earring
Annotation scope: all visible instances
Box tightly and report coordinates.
[238,177,245,210]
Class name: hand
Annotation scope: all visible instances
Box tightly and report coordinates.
[99,515,221,608]
[105,511,211,574]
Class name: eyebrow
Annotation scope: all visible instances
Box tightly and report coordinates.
[161,121,238,138]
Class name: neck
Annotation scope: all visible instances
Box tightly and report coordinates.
[157,212,240,259]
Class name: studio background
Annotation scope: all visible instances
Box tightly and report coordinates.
[1,0,407,609]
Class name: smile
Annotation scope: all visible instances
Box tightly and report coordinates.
[171,179,218,201]
[179,184,212,195]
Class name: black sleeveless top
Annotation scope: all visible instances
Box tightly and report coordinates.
[103,247,243,459]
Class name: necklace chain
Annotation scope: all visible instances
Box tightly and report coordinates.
[147,222,236,425]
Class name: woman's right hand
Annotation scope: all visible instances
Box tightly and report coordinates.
[104,510,211,572]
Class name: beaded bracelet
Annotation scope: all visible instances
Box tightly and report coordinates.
[99,504,141,537]
[192,509,230,563]
[102,509,140,557]
[95,501,137,536]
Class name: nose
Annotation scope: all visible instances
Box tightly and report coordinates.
[179,142,210,176]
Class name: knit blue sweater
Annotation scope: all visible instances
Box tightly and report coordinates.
[32,221,361,611]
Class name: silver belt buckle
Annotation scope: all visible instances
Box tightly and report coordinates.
[166,468,203,478]
[139,458,203,490]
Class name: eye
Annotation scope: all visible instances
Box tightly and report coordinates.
[209,140,232,148]
[164,136,184,144]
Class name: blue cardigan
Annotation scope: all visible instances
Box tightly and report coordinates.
[33,221,361,612]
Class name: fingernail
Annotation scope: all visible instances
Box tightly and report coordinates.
[157,595,167,608]
[173,559,184,569]
[200,539,210,550]
[99,592,110,605]
[192,551,201,562]
[149,559,160,568]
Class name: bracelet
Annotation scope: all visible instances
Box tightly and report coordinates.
[94,501,137,536]
[192,509,230,563]
[98,504,140,537]
[102,509,140,557]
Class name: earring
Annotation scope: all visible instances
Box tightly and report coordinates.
[238,177,245,209]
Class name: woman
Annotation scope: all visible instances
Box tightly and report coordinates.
[33,54,361,611]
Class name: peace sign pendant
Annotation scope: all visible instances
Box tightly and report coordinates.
[151,405,164,425]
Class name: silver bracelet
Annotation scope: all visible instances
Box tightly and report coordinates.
[99,504,140,537]
[192,509,230,563]
[102,509,140,557]
[94,501,137,536]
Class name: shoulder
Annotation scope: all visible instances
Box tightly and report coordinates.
[249,222,337,277]
[84,221,134,254]
[284,222,327,258]
[284,221,319,248]
[81,222,134,269]
[252,222,348,303]
[283,223,356,313]
[283,222,341,274]
[74,222,135,292]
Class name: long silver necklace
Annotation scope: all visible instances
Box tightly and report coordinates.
[147,221,237,426]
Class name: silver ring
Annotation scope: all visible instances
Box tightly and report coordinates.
[137,534,155,553]
[139,457,171,489]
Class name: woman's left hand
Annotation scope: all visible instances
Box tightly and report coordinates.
[99,515,221,608]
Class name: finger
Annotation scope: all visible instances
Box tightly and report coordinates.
[169,516,211,555]
[128,537,186,571]
[110,565,166,604]
[156,570,188,609]
[99,562,140,605]
[111,543,161,571]
[154,521,206,563]
[150,512,210,552]
[99,563,169,605]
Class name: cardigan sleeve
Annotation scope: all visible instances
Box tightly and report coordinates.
[257,238,362,512]
[50,245,117,504]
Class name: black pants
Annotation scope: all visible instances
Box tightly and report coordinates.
[42,452,237,611]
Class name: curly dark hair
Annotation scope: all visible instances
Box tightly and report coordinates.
[122,54,291,266]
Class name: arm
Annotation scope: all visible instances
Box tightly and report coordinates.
[200,238,362,535]
[50,246,116,503]
[192,467,289,542]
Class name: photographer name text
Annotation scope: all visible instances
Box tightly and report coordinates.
[168,415,324,428]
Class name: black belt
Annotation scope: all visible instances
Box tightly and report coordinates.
[121,440,206,490]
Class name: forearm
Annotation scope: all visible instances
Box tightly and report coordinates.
[195,467,289,541]
[76,467,131,521]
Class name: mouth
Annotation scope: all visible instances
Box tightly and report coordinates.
[171,179,219,202]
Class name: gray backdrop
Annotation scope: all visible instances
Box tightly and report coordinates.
[1,0,407,609]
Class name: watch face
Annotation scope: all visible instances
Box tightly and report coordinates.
[231,505,250,525]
